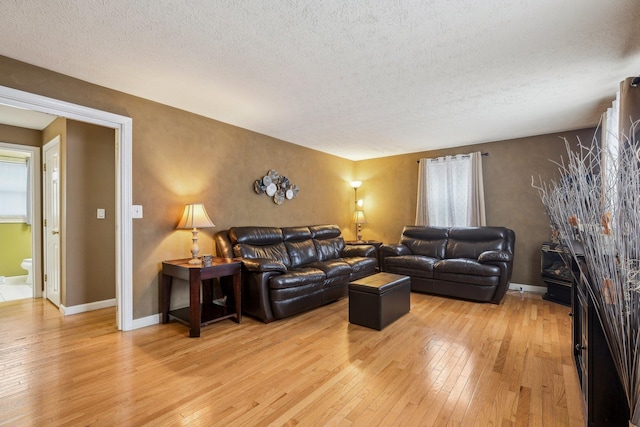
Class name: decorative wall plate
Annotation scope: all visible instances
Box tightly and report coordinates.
[254,180,266,194]
[253,169,300,204]
[274,190,285,205]
[268,169,279,182]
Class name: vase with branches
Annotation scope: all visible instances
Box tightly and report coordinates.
[532,120,640,426]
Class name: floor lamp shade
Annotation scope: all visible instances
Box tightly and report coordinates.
[176,204,215,264]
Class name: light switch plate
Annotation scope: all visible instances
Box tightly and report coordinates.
[132,205,143,218]
[97,208,105,219]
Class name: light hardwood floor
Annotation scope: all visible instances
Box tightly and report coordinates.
[0,290,584,426]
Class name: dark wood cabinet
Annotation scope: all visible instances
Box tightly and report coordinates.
[571,258,629,426]
[541,243,572,306]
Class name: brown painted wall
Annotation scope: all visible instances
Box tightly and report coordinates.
[0,123,41,146]
[0,56,356,318]
[65,121,116,306]
[41,118,117,307]
[354,129,593,287]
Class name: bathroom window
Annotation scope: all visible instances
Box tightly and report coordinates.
[0,157,29,223]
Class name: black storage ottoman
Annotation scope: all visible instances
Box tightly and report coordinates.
[349,273,410,330]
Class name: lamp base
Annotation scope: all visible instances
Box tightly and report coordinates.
[188,228,201,265]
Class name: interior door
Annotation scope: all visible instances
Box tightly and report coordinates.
[43,136,61,307]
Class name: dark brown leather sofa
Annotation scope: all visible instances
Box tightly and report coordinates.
[215,224,377,322]
[379,226,515,304]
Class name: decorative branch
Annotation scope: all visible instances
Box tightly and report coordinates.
[532,120,640,425]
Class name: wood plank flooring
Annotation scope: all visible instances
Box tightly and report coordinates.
[0,290,584,426]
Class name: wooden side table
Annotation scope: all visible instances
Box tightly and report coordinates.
[162,257,241,337]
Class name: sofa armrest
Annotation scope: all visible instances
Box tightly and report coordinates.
[342,244,375,258]
[478,250,513,263]
[378,244,411,272]
[478,249,515,304]
[241,258,287,273]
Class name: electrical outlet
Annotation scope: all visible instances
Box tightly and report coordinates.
[97,208,105,219]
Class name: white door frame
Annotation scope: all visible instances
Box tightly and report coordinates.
[0,141,42,299]
[0,85,134,331]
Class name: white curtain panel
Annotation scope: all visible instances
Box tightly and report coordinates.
[602,91,620,217]
[470,152,486,226]
[415,152,486,227]
[415,158,429,226]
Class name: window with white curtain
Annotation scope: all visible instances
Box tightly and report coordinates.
[0,156,29,223]
[415,152,486,227]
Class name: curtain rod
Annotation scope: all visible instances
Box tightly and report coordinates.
[416,152,489,163]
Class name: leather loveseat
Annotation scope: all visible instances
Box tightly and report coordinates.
[379,226,515,304]
[215,224,377,323]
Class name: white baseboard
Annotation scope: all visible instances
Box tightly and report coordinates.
[132,313,161,330]
[61,298,116,316]
[509,282,546,294]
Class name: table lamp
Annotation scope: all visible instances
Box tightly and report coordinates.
[353,209,368,242]
[176,203,215,264]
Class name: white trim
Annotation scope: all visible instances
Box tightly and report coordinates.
[0,85,134,331]
[60,298,116,316]
[0,141,42,298]
[509,282,546,294]
[132,313,162,330]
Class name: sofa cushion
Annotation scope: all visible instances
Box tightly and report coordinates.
[307,260,351,278]
[384,255,438,278]
[310,224,342,239]
[269,267,325,290]
[282,226,313,242]
[340,257,377,282]
[270,281,325,302]
[230,226,283,245]
[285,240,318,267]
[434,271,500,287]
[434,259,500,276]
[446,227,509,259]
[234,242,291,267]
[399,226,448,259]
[314,237,345,261]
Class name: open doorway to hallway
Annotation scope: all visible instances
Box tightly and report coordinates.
[0,141,41,302]
[0,85,134,331]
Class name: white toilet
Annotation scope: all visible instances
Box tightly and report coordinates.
[20,258,33,285]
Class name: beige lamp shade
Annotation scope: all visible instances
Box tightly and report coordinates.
[176,203,215,229]
[176,203,215,264]
[353,209,368,225]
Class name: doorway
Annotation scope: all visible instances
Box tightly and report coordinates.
[0,142,41,301]
[0,85,134,331]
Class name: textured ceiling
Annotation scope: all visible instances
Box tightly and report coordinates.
[1,1,639,160]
